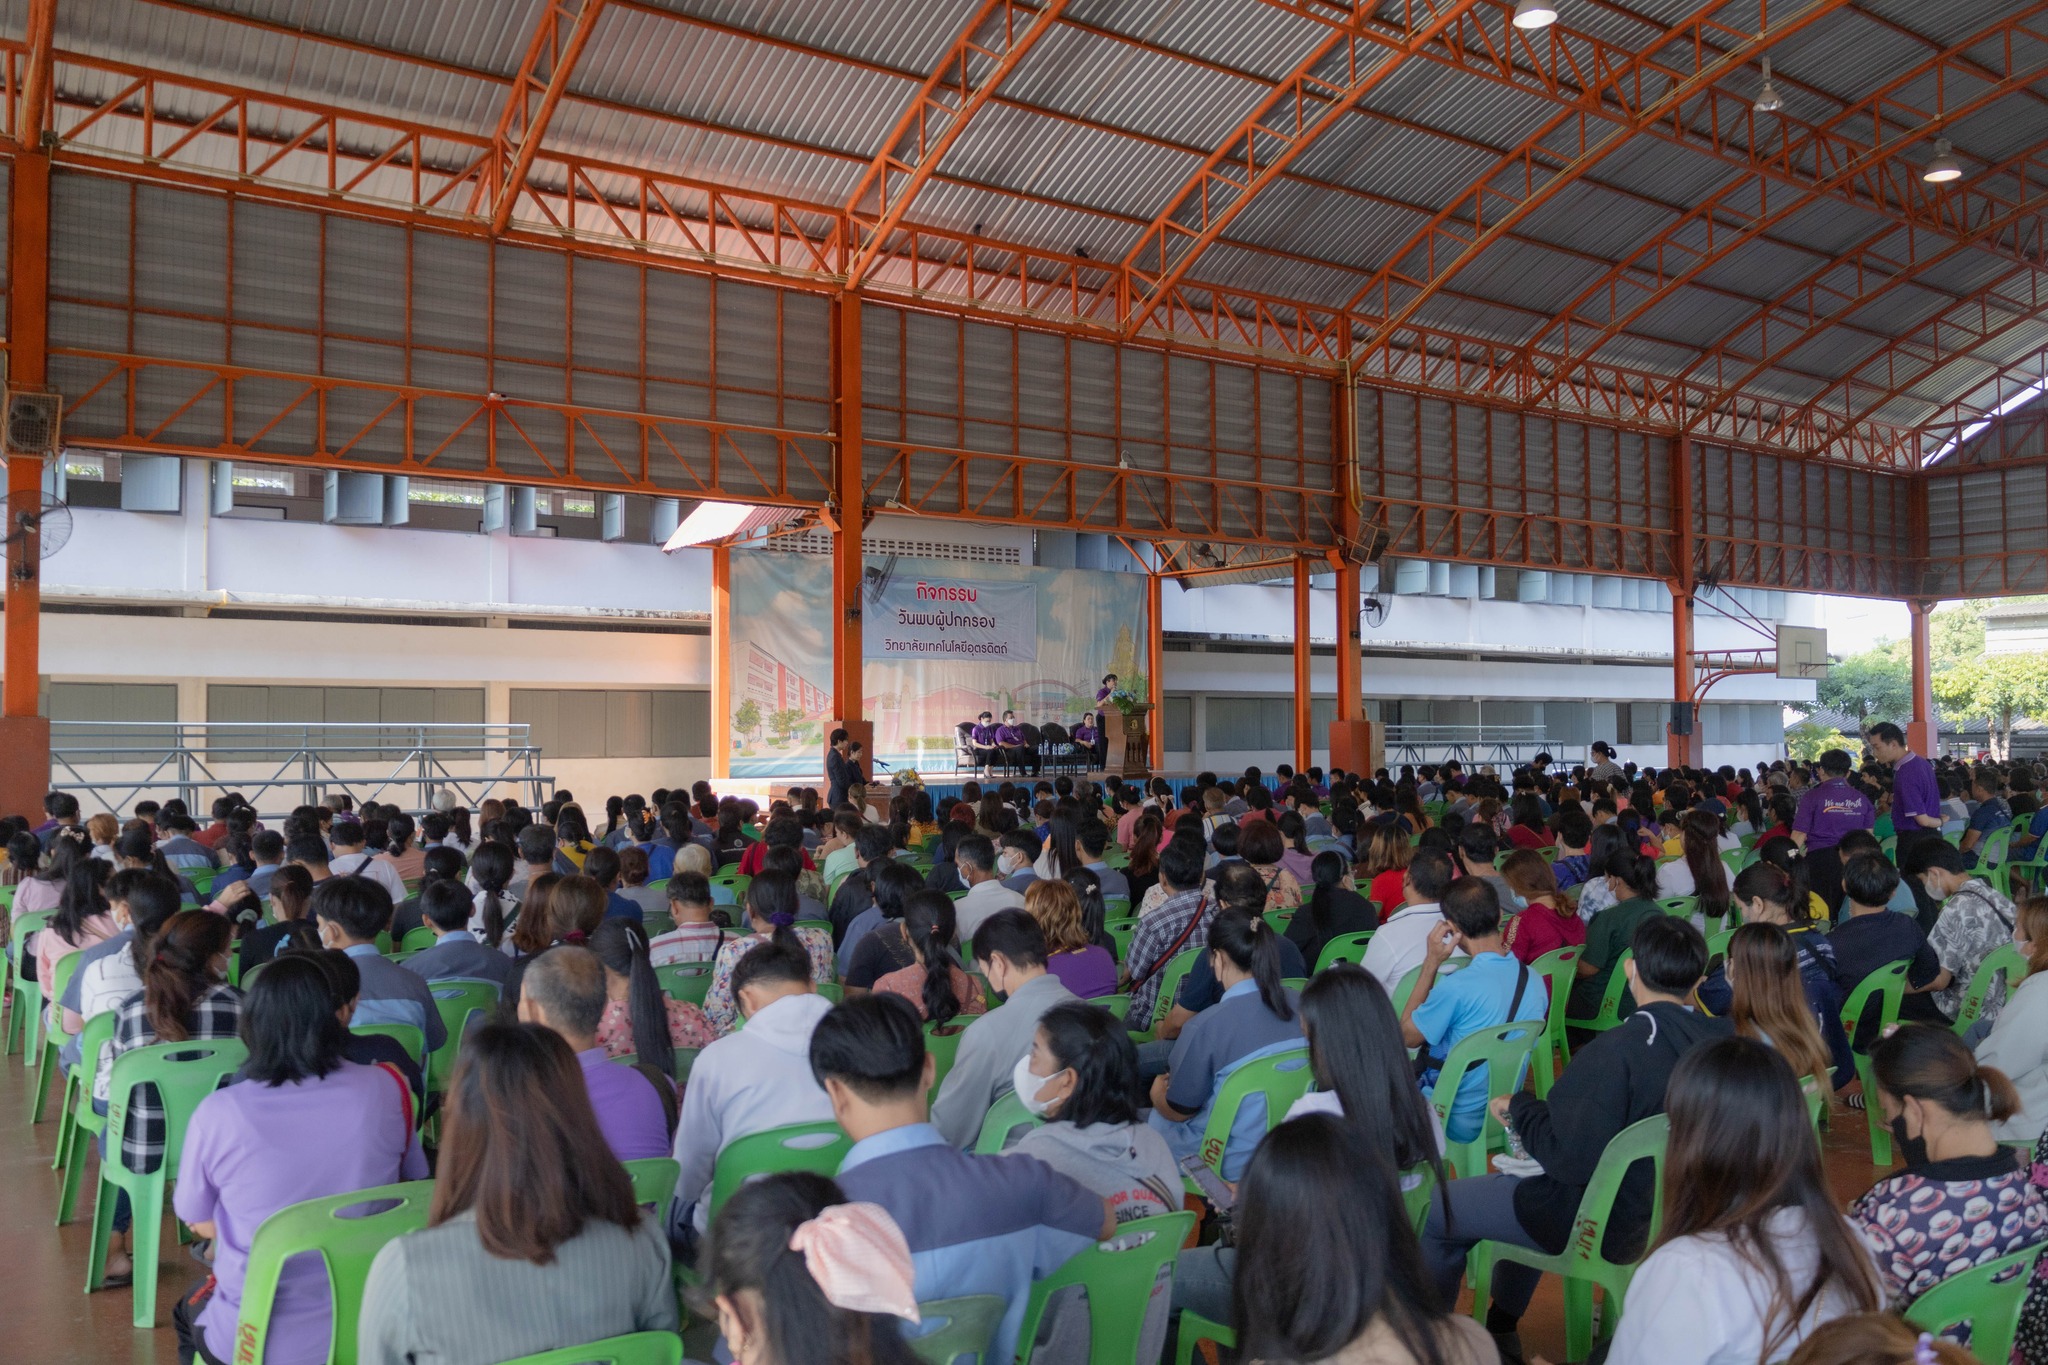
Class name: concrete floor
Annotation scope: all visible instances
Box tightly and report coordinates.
[0,1027,1896,1365]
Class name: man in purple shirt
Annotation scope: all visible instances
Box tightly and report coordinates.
[1868,720,1947,924]
[995,709,1037,774]
[1792,748,1875,915]
[517,946,673,1161]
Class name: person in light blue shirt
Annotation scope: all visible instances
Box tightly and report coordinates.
[814,993,1110,1365]
[312,875,447,1053]
[1149,908,1304,1180]
[1400,876,1548,1144]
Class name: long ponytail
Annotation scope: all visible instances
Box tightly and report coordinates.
[1306,849,1347,940]
[471,840,515,948]
[903,890,962,1026]
[1682,809,1730,922]
[1208,907,1294,1021]
[590,919,674,1080]
[143,910,231,1043]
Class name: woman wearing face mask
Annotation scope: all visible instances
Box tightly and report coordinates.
[1975,894,2048,1142]
[1846,1024,2046,1308]
[1008,1002,1182,1221]
[1911,841,2020,1037]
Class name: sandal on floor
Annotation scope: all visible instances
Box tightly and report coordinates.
[1845,1091,1867,1111]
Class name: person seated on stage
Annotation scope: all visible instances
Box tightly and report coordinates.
[996,710,1037,775]
[971,711,1003,769]
[1073,711,1106,769]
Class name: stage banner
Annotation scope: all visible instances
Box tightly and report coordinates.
[726,550,1145,779]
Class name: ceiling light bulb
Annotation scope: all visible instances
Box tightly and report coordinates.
[1753,57,1782,114]
[1512,0,1558,29]
[1923,138,1963,184]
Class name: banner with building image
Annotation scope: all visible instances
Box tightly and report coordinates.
[726,549,1145,778]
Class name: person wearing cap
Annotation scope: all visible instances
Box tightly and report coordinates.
[1587,741,1625,784]
[1791,748,1875,914]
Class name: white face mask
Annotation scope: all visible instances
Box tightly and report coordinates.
[999,850,1025,875]
[1011,1053,1066,1117]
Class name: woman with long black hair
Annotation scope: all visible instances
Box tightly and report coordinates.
[871,890,983,1024]
[588,919,713,1074]
[1286,849,1378,971]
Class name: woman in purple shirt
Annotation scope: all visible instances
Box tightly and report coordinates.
[173,955,426,1365]
[1026,878,1119,999]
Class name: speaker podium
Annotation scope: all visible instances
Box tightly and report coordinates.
[1101,704,1152,778]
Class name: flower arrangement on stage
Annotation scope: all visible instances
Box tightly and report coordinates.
[1106,675,1149,717]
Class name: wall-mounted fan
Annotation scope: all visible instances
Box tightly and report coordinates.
[1361,594,1388,629]
[0,492,72,582]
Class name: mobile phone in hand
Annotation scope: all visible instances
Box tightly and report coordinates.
[1179,1154,1235,1211]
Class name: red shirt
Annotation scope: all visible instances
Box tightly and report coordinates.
[1502,897,1587,965]
[1506,825,1552,851]
[1369,868,1408,921]
[193,821,231,849]
[738,842,814,876]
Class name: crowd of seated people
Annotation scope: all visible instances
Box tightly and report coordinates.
[6,740,2048,1364]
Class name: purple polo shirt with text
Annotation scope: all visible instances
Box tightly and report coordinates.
[577,1047,673,1162]
[1793,778,1875,851]
[1892,752,1942,828]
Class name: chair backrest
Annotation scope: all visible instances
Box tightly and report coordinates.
[1392,956,1469,1015]
[352,1021,426,1064]
[1146,947,1204,1029]
[1657,897,1695,919]
[1015,1212,1197,1365]
[1529,946,1581,1027]
[974,1089,1044,1154]
[105,1037,250,1177]
[653,962,714,1007]
[1903,1241,2044,1365]
[1314,930,1375,974]
[399,925,437,952]
[1952,942,2027,1036]
[911,1295,1009,1365]
[1561,1113,1670,1274]
[924,1021,969,1101]
[622,1156,680,1211]
[1101,918,1138,963]
[1428,1018,1545,1140]
[707,1121,853,1217]
[1840,959,1911,1048]
[235,1180,435,1365]
[45,947,87,1016]
[1196,1047,1312,1177]
[1979,824,2013,868]
[9,908,54,967]
[497,1332,685,1365]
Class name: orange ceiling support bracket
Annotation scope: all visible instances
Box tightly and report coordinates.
[843,0,1071,290]
[18,0,54,146]
[1339,0,1858,369]
[1520,6,2048,411]
[474,0,610,235]
[1122,0,1488,335]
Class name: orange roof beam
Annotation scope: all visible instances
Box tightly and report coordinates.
[474,0,609,235]
[843,0,1071,290]
[18,0,54,145]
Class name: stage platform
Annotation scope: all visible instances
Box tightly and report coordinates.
[715,769,1167,807]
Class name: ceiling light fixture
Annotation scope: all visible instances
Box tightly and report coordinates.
[1512,0,1558,30]
[1753,57,1783,113]
[1923,138,1963,184]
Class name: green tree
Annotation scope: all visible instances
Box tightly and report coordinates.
[1932,651,2048,760]
[1806,640,1910,727]
[1784,719,1855,762]
[732,698,762,742]
[766,707,805,745]
[1931,602,1986,671]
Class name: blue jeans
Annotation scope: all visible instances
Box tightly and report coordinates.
[93,1099,131,1234]
[1420,1173,1546,1319]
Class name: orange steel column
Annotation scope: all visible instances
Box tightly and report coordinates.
[1326,378,1373,778]
[0,151,51,819]
[826,293,872,771]
[1908,599,1937,758]
[1146,569,1163,772]
[1666,434,1701,770]
[1293,556,1312,774]
[710,544,731,781]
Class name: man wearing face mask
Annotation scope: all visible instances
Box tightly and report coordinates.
[998,830,1041,894]
[1913,840,2019,1037]
[995,710,1038,776]
[969,710,1003,771]
[954,834,1026,940]
[930,909,1079,1148]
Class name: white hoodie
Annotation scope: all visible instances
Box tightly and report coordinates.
[671,990,837,1232]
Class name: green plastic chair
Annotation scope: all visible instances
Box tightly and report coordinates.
[1840,959,1911,1165]
[498,1332,684,1365]
[911,1294,1009,1365]
[974,1089,1044,1154]
[1402,1160,1440,1233]
[54,1009,118,1223]
[1016,1211,1197,1365]
[1261,907,1295,934]
[653,963,714,1008]
[1978,825,2015,897]
[793,918,834,939]
[352,1021,426,1065]
[1313,930,1375,974]
[399,925,438,952]
[1102,896,1131,920]
[30,948,88,1123]
[1903,1241,2044,1365]
[1144,947,1204,1031]
[1468,1113,1670,1362]
[1951,942,2028,1037]
[1391,956,1468,1015]
[1172,1312,1234,1365]
[1656,896,1695,919]
[706,1121,852,1219]
[1706,927,1737,961]
[1528,945,1582,1096]
[1102,917,1139,963]
[1430,1019,1545,1179]
[1089,992,1133,1027]
[87,1036,252,1327]
[5,908,56,1059]
[1564,948,1635,1040]
[925,1020,969,1103]
[1188,1048,1312,1191]
[235,1180,434,1363]
[816,981,844,1003]
[622,1156,680,1210]
[426,978,500,1082]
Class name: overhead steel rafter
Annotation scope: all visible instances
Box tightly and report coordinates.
[17,0,53,146]
[467,0,609,235]
[1339,0,1858,371]
[843,0,1069,290]
[1517,6,2048,414]
[1122,0,1487,335]
[1914,341,2048,455]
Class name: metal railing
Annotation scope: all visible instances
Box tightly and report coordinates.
[48,721,553,819]
[1381,725,1584,770]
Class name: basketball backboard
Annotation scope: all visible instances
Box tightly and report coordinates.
[1776,625,1829,680]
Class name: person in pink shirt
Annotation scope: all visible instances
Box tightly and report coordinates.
[37,855,118,1004]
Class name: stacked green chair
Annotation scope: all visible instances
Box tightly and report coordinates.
[235,1181,434,1362]
[88,1037,252,1326]
[1468,1113,1671,1363]
[1016,1211,1196,1365]
[910,1296,1008,1365]
[1840,960,1911,1165]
